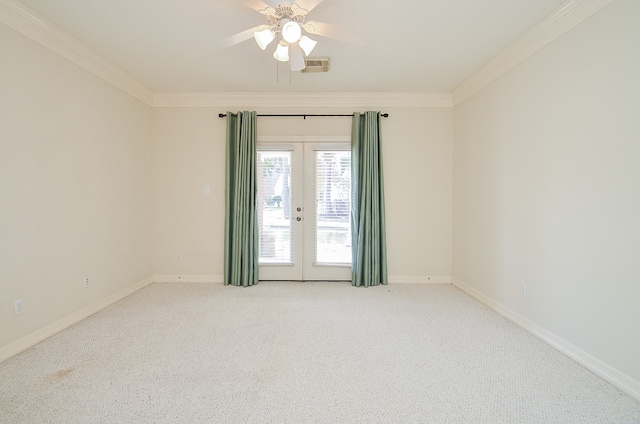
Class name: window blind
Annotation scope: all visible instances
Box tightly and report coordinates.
[257,150,293,264]
[314,150,352,265]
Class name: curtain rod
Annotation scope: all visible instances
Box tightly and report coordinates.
[218,113,389,119]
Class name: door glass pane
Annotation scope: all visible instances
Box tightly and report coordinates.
[315,151,352,264]
[258,151,292,264]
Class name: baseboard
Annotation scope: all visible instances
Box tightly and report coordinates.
[153,274,224,283]
[452,278,640,401]
[389,275,451,284]
[0,276,154,363]
[152,275,451,285]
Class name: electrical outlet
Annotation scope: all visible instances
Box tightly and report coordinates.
[177,254,183,262]
[520,283,528,297]
[204,185,211,195]
[83,277,90,288]
[14,299,24,316]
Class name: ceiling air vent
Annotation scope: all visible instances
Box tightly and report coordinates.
[302,57,330,73]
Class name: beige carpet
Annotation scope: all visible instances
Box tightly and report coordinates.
[1,282,639,423]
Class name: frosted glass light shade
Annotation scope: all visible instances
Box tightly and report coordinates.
[282,21,302,43]
[289,44,305,71]
[273,42,289,62]
[298,35,317,56]
[254,29,275,50]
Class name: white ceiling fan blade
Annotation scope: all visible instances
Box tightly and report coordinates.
[212,26,264,52]
[303,21,371,47]
[236,0,276,15]
[290,43,306,71]
[293,0,325,15]
[214,0,275,16]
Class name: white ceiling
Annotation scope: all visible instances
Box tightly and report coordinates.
[14,0,568,93]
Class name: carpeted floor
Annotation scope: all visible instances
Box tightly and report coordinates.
[1,282,639,423]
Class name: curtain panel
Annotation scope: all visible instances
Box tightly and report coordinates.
[351,111,388,287]
[224,111,259,287]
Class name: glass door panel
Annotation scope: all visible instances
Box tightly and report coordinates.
[258,143,351,281]
[257,146,303,280]
[314,150,352,264]
[302,144,352,281]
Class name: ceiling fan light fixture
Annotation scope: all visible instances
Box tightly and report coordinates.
[298,35,317,56]
[281,21,302,43]
[254,29,275,50]
[289,44,306,71]
[273,41,289,62]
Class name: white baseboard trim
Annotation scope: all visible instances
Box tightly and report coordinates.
[452,278,640,401]
[0,276,154,363]
[389,275,451,284]
[152,275,451,285]
[153,274,224,283]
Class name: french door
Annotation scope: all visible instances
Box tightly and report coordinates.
[257,143,352,281]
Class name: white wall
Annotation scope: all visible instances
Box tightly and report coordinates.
[152,108,224,279]
[453,0,640,385]
[1,0,638,399]
[0,23,153,352]
[152,105,453,283]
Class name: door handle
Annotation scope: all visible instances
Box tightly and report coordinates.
[296,217,302,221]
[296,207,302,212]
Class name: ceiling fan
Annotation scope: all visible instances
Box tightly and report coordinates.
[213,0,371,72]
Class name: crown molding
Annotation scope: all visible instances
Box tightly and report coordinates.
[0,0,155,106]
[2,0,611,109]
[153,91,453,108]
[452,0,615,106]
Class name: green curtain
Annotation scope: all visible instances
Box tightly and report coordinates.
[351,111,388,287]
[224,111,259,287]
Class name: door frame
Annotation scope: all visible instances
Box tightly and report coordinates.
[257,136,352,282]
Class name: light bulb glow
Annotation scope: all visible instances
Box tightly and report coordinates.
[282,21,302,43]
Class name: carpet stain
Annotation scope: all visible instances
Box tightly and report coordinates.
[53,369,74,379]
